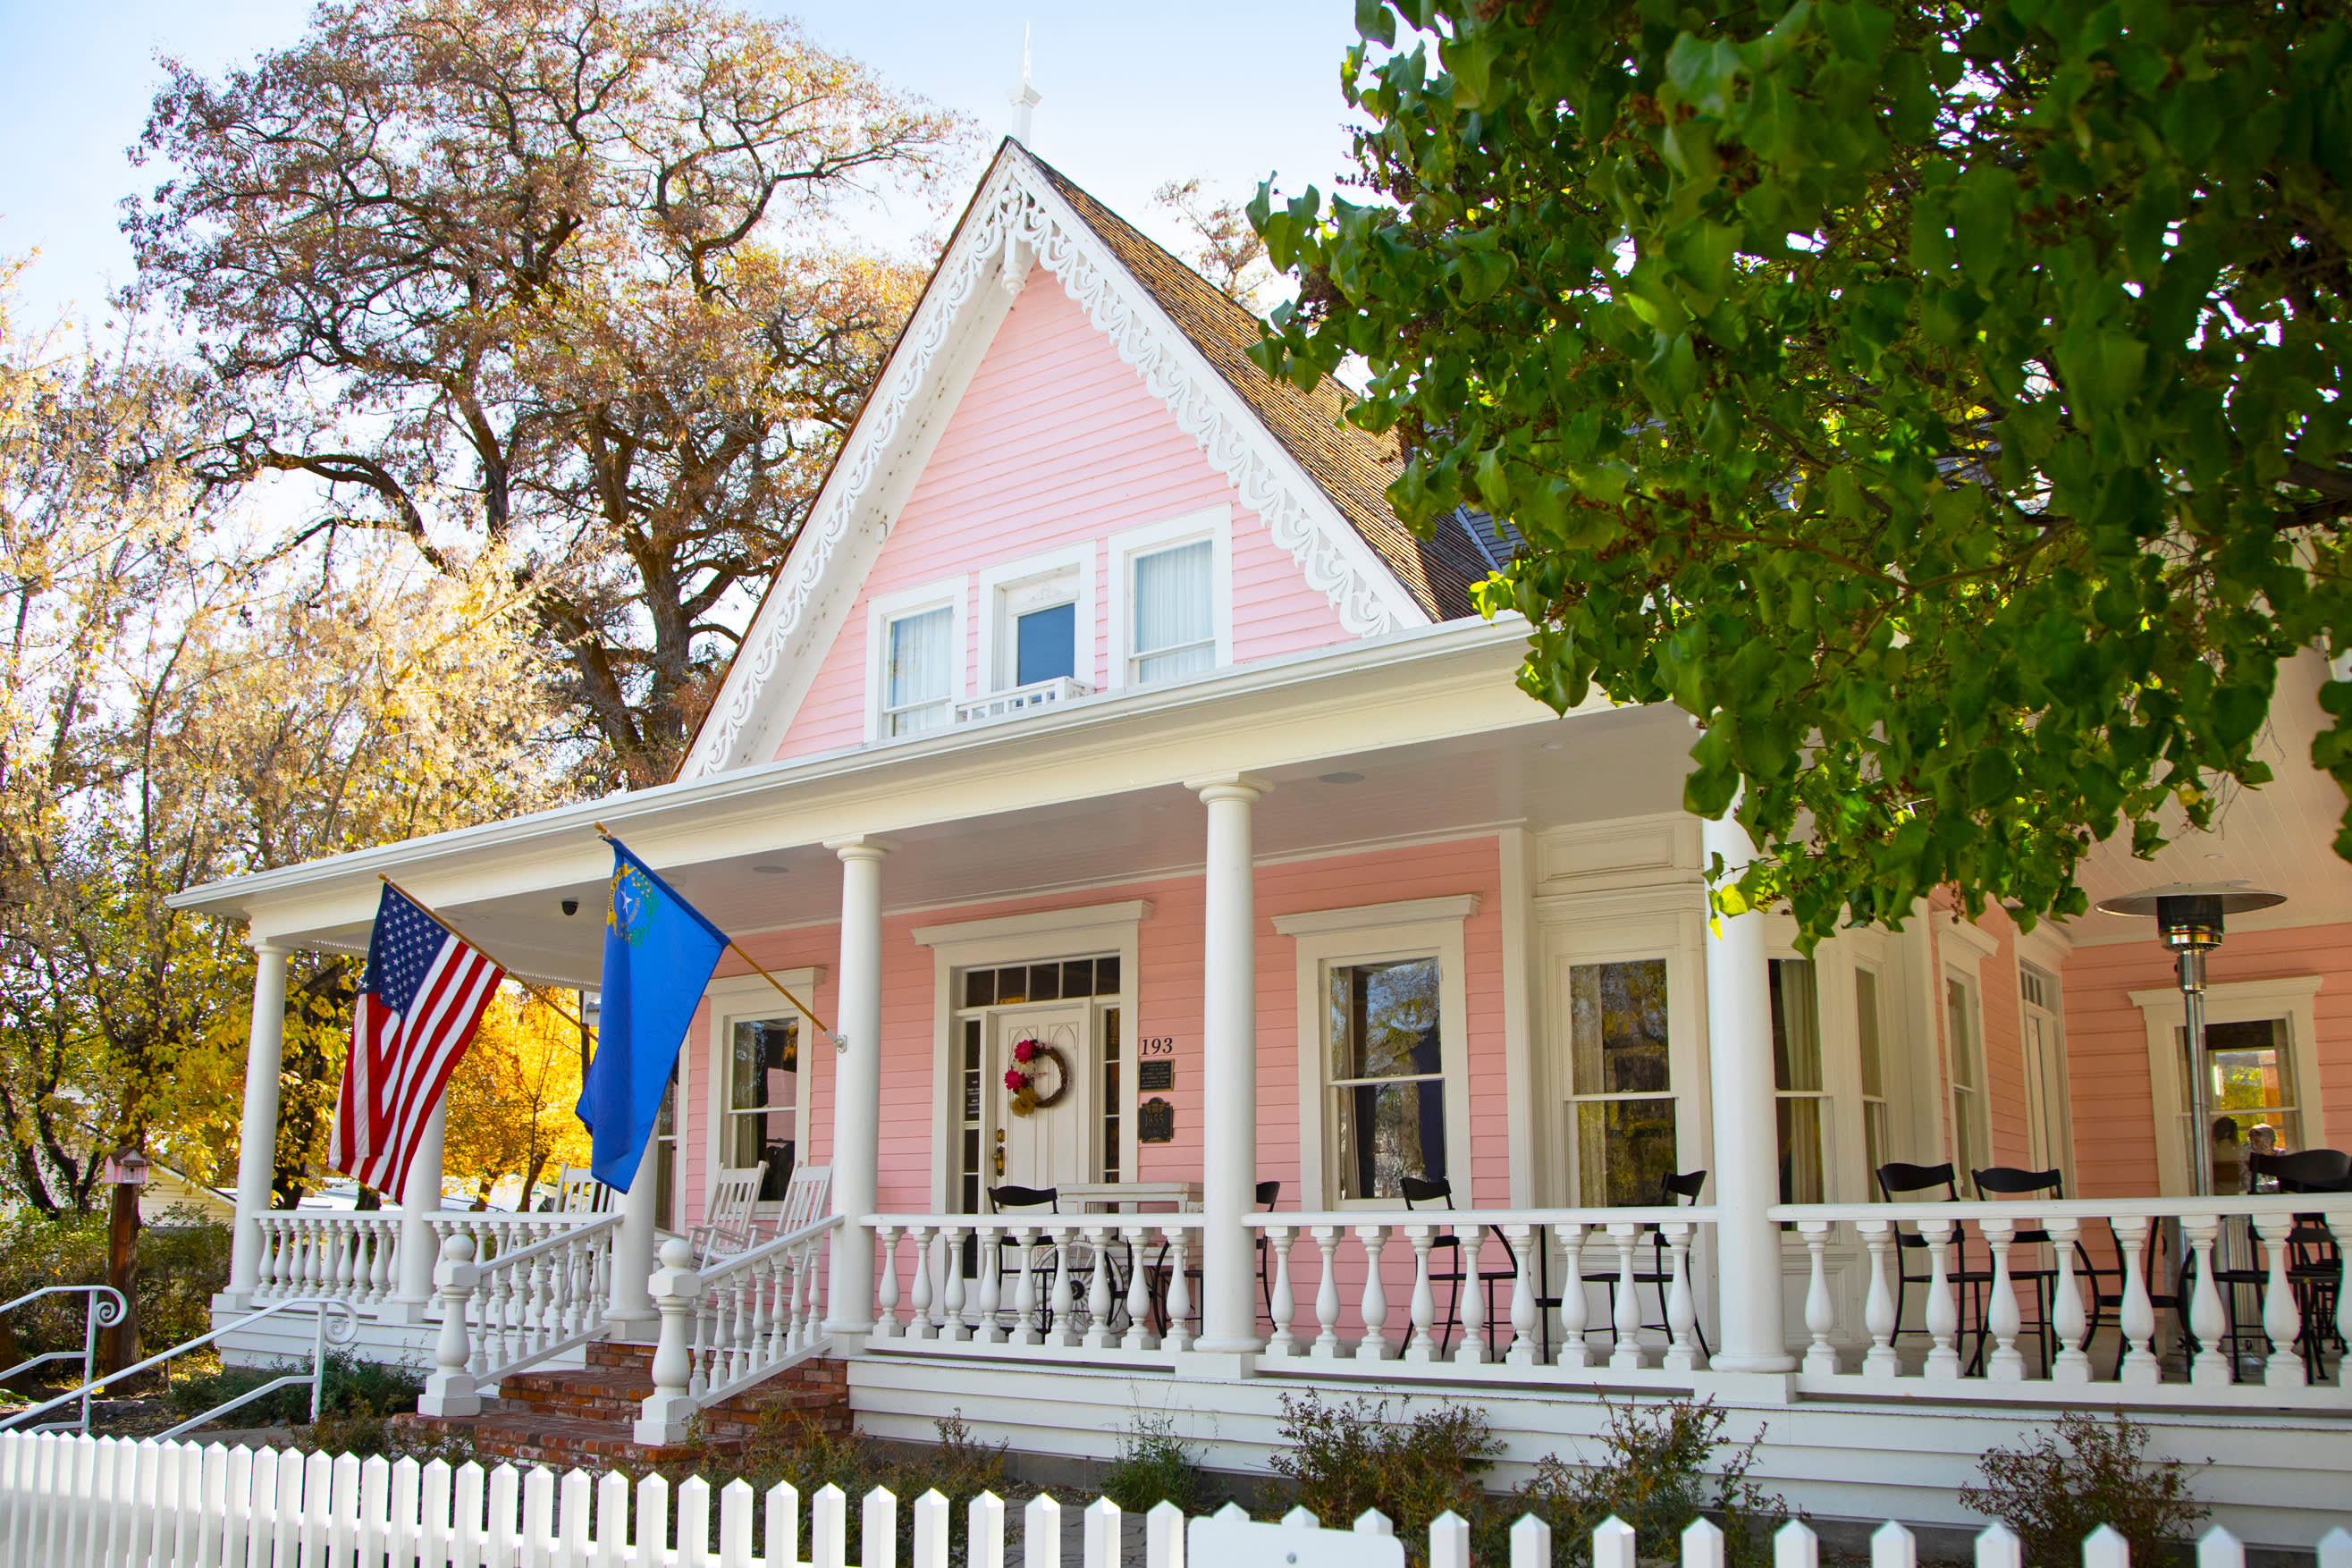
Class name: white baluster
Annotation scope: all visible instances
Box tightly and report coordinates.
[1121,1225,1156,1352]
[1045,1227,1079,1349]
[1311,1227,1343,1358]
[1921,1218,1960,1379]
[1265,1226,1297,1358]
[2253,1212,2308,1390]
[1355,1225,1393,1361]
[1503,1224,1538,1368]
[974,1225,1005,1345]
[1608,1222,1645,1370]
[1011,1226,1041,1346]
[1161,1227,1193,1353]
[2119,1215,2161,1386]
[1457,1225,1488,1365]
[2048,1217,2091,1385]
[1800,1220,1837,1375]
[906,1225,936,1342]
[2183,1213,2230,1387]
[1663,1220,1705,1373]
[1555,1223,1589,1370]
[1984,1219,2024,1381]
[1404,1225,1437,1362]
[873,1227,903,1339]
[936,1225,967,1343]
[416,1235,481,1418]
[1082,1225,1116,1350]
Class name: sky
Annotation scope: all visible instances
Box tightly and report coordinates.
[0,0,1370,329]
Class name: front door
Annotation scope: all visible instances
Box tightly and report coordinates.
[992,1002,1092,1196]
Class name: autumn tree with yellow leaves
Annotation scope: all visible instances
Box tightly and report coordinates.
[441,990,594,1212]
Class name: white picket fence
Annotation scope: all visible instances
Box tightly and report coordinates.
[3,1431,2348,1568]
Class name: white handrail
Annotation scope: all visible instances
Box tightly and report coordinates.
[1769,1193,2352,1223]
[637,1216,840,1442]
[0,1286,125,1436]
[1247,1206,1719,1228]
[0,1296,358,1438]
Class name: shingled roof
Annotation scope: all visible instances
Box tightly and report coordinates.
[1026,151,1492,623]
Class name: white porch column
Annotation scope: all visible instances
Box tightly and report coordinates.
[605,1135,662,1336]
[825,835,890,1337]
[225,940,291,1309]
[1701,809,1795,1373]
[389,1095,450,1320]
[1192,773,1269,1356]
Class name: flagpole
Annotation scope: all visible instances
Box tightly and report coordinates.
[592,823,847,1046]
[376,875,596,1036]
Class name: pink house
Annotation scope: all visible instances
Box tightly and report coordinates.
[178,142,2352,1541]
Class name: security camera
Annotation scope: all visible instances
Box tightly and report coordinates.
[561,898,580,917]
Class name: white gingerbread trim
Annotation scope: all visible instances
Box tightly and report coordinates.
[681,145,1426,779]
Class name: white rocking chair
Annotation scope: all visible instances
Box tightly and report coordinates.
[549,1164,614,1216]
[773,1163,831,1237]
[689,1163,768,1266]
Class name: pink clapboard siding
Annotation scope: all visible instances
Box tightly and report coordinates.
[2060,922,2352,1199]
[773,268,1356,763]
[672,837,1506,1231]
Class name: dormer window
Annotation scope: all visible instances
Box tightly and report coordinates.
[978,545,1095,698]
[1016,601,1076,685]
[1108,505,1232,690]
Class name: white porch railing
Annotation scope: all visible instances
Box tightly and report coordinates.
[636,1216,840,1443]
[1249,1209,1717,1374]
[864,1216,1206,1361]
[952,676,1092,727]
[1770,1193,2352,1407]
[417,1214,620,1413]
[250,1212,406,1307]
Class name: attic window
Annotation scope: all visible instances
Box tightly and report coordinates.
[884,606,955,737]
[1132,542,1214,682]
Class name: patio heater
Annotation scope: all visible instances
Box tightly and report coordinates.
[2095,882,2285,1195]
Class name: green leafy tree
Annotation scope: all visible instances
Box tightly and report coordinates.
[1252,0,2352,942]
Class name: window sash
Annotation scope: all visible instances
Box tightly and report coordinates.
[1131,540,1213,680]
[885,604,955,734]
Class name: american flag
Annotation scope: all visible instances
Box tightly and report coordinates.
[330,885,504,1197]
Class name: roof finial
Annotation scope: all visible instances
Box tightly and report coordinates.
[1007,25,1041,145]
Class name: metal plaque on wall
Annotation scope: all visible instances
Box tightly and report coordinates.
[1138,1059,1175,1092]
[1137,1096,1176,1144]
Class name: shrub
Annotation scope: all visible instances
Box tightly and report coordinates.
[1513,1399,1786,1568]
[1100,1410,1208,1515]
[729,1411,1013,1559]
[1269,1392,1498,1560]
[0,1208,232,1376]
[1960,1412,2206,1568]
[167,1353,424,1429]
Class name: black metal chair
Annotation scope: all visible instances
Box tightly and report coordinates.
[1574,1169,1714,1362]
[986,1184,1065,1331]
[2253,1149,2350,1379]
[1148,1179,1279,1334]
[1876,1161,1995,1362]
[1970,1166,2095,1377]
[1399,1176,1524,1357]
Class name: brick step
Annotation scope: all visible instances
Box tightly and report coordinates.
[498,1368,847,1425]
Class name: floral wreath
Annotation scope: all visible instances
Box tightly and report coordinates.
[1003,1036,1071,1117]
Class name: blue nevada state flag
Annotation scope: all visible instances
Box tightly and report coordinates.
[579,841,729,1188]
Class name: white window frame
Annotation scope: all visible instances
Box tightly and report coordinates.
[1277,895,1479,1211]
[863,574,970,745]
[976,543,1097,694]
[1937,913,2000,1184]
[2131,974,2326,1196]
[1106,505,1233,690]
[703,970,822,1213]
[912,901,1151,1213]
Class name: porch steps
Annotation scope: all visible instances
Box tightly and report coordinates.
[391,1342,851,1470]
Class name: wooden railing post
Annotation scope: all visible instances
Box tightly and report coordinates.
[635,1238,702,1445]
[416,1235,480,1418]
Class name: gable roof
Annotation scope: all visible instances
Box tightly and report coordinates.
[679,140,1488,780]
[1028,157,1489,622]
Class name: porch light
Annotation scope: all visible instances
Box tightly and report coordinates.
[2095,881,2285,1195]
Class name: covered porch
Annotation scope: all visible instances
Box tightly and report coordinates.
[173,621,2352,1533]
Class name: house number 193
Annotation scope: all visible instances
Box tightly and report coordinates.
[1139,1036,1176,1056]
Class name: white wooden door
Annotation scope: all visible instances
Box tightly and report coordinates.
[992,1002,1092,1196]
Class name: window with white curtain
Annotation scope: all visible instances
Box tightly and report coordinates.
[1130,540,1215,683]
[1770,957,1828,1203]
[884,604,955,736]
